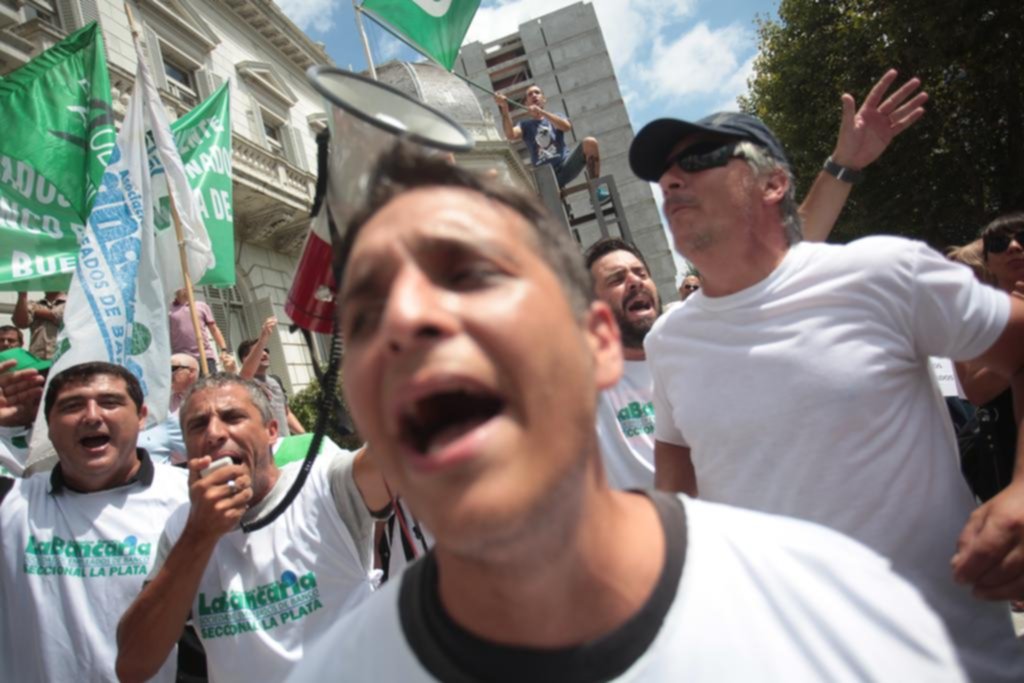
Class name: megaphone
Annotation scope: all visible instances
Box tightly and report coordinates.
[286,66,476,333]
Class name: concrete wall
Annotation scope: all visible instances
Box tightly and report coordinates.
[457,2,677,302]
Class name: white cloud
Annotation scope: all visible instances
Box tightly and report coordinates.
[273,0,337,33]
[465,0,696,69]
[639,22,751,101]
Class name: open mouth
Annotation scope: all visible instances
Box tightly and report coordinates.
[400,388,505,456]
[79,434,111,450]
[625,293,655,316]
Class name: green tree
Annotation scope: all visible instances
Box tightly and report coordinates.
[741,0,1024,248]
[289,375,363,452]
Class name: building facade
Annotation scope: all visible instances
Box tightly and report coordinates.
[456,2,677,301]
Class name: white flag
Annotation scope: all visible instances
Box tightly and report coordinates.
[26,37,209,472]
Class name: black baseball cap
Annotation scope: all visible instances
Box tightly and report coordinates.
[629,112,790,182]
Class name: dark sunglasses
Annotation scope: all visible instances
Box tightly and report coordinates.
[984,230,1024,254]
[683,284,700,291]
[665,140,741,175]
[171,365,192,372]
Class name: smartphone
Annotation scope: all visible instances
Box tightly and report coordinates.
[200,456,233,478]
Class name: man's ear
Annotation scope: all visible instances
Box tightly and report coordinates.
[762,166,789,207]
[137,404,148,429]
[266,418,279,442]
[585,300,623,391]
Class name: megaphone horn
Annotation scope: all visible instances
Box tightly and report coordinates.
[286,67,475,334]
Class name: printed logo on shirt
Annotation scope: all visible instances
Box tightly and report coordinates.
[196,569,323,640]
[616,401,655,438]
[23,534,153,577]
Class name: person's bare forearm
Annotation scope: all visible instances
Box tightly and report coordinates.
[209,323,227,354]
[286,409,306,435]
[115,529,218,683]
[541,109,572,132]
[955,361,1011,406]
[11,293,30,329]
[798,171,854,242]
[654,441,698,496]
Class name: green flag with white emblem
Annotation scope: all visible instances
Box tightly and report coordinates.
[360,0,481,70]
[0,22,116,290]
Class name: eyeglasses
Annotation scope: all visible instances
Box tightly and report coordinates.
[171,365,193,373]
[683,284,700,291]
[984,230,1024,254]
[665,140,741,175]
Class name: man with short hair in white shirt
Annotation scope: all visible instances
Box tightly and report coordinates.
[630,102,1024,679]
[116,373,391,683]
[286,145,965,682]
[0,361,188,682]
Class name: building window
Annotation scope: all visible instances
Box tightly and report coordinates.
[163,55,199,107]
[263,117,285,156]
[23,0,61,28]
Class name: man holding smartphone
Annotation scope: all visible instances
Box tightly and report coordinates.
[116,373,391,683]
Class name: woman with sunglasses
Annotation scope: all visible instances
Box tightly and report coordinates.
[954,214,1024,502]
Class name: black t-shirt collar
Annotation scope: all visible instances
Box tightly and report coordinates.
[398,490,687,683]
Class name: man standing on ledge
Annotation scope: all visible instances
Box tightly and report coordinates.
[496,84,608,201]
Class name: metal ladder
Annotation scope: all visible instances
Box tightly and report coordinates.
[532,165,633,245]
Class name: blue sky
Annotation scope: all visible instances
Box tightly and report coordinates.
[275,0,782,129]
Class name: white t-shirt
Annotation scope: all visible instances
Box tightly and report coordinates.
[0,454,187,682]
[646,236,1021,681]
[596,360,655,489]
[288,494,965,682]
[151,441,378,683]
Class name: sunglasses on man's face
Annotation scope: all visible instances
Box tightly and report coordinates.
[171,365,192,373]
[665,140,741,176]
[984,230,1024,254]
[683,284,700,292]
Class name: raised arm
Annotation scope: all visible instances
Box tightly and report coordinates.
[116,457,252,682]
[800,70,928,242]
[11,292,31,329]
[495,95,522,142]
[240,316,276,380]
[0,360,44,427]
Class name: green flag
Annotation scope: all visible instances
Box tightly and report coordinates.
[361,0,481,70]
[0,22,116,291]
[0,71,235,289]
[170,82,235,286]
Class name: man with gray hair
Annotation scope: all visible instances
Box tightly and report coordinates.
[630,104,1024,679]
[116,373,391,683]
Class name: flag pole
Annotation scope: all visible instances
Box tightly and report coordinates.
[357,7,530,113]
[124,1,209,376]
[352,1,378,81]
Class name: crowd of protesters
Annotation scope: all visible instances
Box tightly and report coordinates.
[0,65,1022,682]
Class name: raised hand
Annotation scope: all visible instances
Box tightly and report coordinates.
[832,69,928,170]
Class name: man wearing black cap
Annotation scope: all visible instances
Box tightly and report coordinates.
[631,74,1024,680]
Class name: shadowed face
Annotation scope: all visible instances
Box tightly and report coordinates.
[338,187,620,554]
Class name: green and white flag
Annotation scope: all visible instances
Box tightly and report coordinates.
[0,43,235,290]
[361,0,481,70]
[169,82,234,286]
[0,22,116,291]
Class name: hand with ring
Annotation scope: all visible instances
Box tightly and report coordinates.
[185,456,252,541]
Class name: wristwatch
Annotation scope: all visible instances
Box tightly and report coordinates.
[823,156,863,184]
